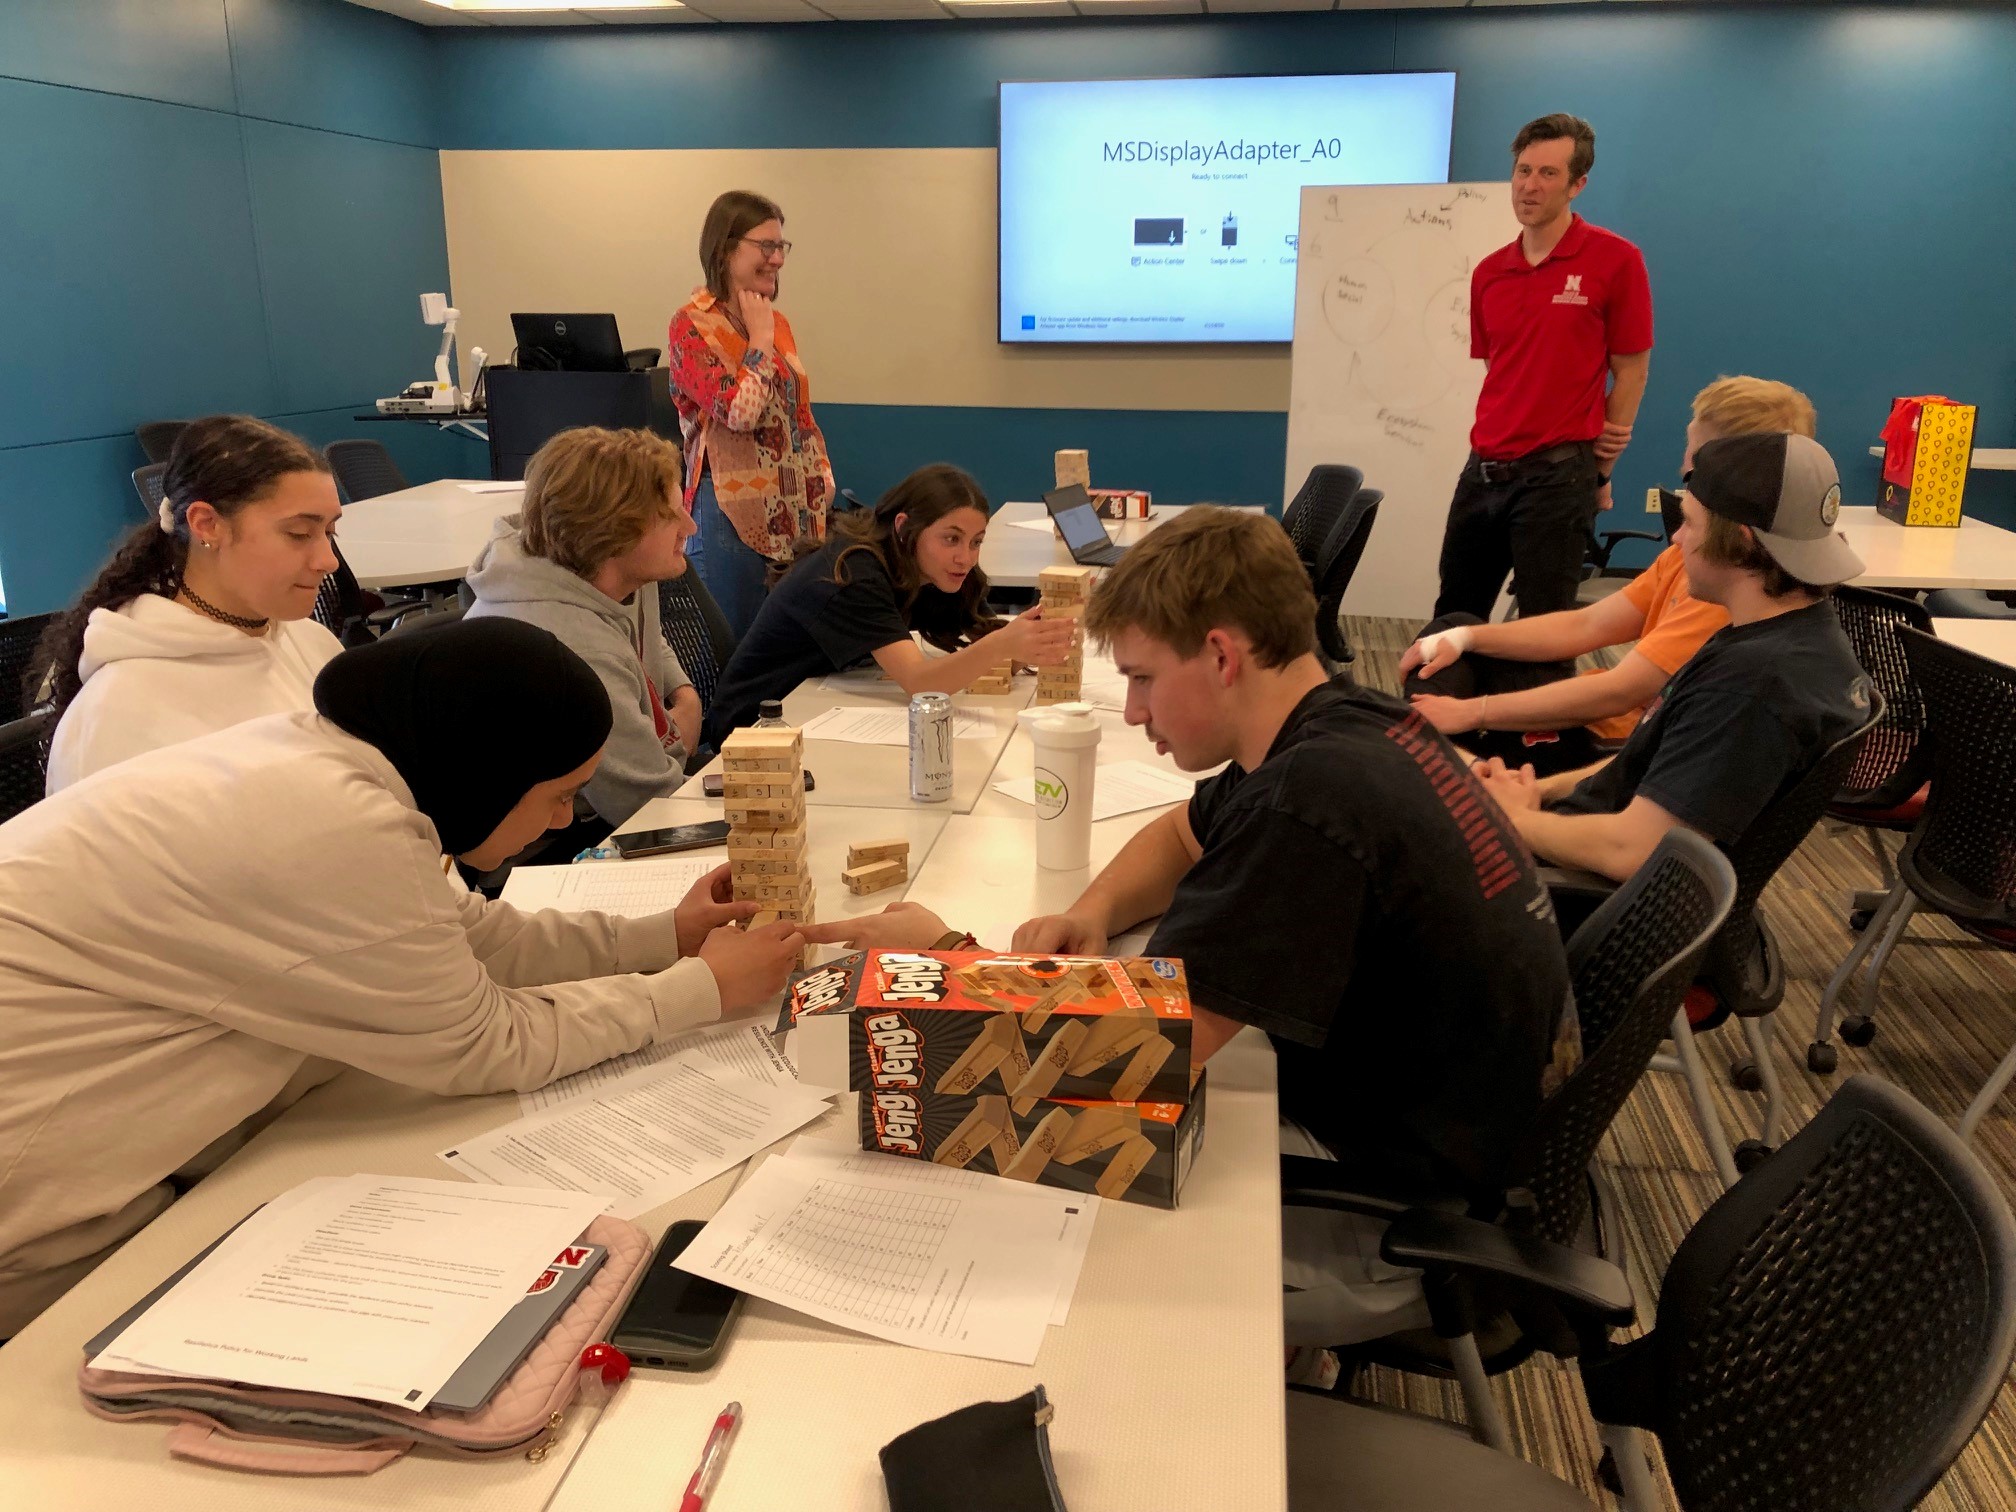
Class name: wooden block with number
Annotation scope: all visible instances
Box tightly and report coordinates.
[842,858,907,895]
[846,838,911,868]
[721,773,796,800]
[1038,565,1095,602]
[724,792,805,830]
[720,726,803,772]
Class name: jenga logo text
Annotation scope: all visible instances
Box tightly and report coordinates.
[789,964,854,1023]
[870,1090,923,1154]
[881,953,950,1003]
[864,1012,924,1089]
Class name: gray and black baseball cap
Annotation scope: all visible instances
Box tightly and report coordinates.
[1685,432,1865,587]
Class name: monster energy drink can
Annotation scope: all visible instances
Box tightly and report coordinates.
[909,692,954,803]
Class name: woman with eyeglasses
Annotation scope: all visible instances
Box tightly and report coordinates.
[667,191,834,639]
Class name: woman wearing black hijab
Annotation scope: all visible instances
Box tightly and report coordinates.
[0,618,807,1336]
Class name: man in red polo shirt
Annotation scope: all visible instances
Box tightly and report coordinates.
[1434,113,1653,622]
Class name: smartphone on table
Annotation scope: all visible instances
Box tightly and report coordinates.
[610,820,731,860]
[702,770,815,797]
[610,1220,744,1370]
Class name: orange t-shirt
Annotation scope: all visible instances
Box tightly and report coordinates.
[1582,546,1730,744]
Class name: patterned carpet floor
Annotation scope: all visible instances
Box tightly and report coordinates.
[1326,613,2016,1511]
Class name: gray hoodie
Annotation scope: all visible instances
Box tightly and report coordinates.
[465,516,693,826]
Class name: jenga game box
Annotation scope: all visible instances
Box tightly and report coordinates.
[777,950,1202,1206]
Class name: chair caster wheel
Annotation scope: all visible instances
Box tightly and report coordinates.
[1841,1016,1877,1048]
[1849,908,1874,933]
[1728,1058,1763,1093]
[1807,1042,1839,1075]
[1598,1448,1624,1496]
[1734,1139,1772,1173]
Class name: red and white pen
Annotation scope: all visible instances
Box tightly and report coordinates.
[678,1400,743,1512]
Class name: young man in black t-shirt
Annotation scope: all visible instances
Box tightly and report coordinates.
[1475,432,1873,882]
[997,508,1575,1349]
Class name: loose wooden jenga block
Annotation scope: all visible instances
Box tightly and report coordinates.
[846,838,910,867]
[842,858,906,895]
[964,659,1015,696]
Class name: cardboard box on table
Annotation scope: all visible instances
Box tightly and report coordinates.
[778,949,1202,1206]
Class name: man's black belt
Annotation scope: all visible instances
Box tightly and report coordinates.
[1465,441,1592,486]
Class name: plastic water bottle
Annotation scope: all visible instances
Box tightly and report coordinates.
[1018,703,1101,869]
[754,699,788,729]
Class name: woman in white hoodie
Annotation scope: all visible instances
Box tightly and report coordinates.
[0,617,811,1335]
[37,415,345,792]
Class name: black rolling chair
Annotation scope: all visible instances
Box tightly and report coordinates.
[0,611,57,724]
[1281,465,1363,572]
[1812,631,2016,1128]
[1547,702,1882,1184]
[0,708,53,823]
[310,545,431,648]
[323,440,410,503]
[1288,1075,2016,1512]
[623,347,662,372]
[1283,831,1736,1450]
[1825,586,1935,930]
[659,571,738,712]
[1312,489,1380,670]
[132,463,167,522]
[134,420,189,465]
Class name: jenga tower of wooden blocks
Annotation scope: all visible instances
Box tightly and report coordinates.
[1035,565,1094,706]
[1054,449,1090,490]
[721,727,814,931]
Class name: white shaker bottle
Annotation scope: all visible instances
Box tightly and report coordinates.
[1018,702,1101,870]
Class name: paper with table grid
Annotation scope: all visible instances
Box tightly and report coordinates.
[675,1143,1098,1364]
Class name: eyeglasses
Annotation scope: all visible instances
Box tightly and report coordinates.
[738,238,793,259]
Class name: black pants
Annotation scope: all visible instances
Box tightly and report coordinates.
[1404,612,1607,778]
[1433,444,1601,622]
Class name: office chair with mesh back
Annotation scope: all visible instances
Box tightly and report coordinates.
[1281,465,1364,571]
[0,612,57,725]
[659,572,738,712]
[1287,1075,2016,1512]
[1825,586,1935,931]
[323,440,410,503]
[135,420,189,465]
[1283,830,1736,1451]
[1313,490,1380,670]
[1812,632,2016,1126]
[0,708,53,823]
[132,464,167,522]
[1546,700,1881,1183]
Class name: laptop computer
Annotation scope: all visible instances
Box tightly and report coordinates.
[1043,484,1128,567]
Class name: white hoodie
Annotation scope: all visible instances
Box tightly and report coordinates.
[44,595,342,793]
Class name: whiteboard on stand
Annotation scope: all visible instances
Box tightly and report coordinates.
[1284,183,1512,619]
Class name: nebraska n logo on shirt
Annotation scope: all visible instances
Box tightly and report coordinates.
[1552,272,1589,307]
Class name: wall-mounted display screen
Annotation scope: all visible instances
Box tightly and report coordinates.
[998,72,1457,344]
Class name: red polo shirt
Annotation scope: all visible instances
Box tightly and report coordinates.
[1469,215,1653,460]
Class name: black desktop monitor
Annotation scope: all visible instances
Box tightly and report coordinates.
[510,313,628,373]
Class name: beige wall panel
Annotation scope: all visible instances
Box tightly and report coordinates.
[440,148,1291,413]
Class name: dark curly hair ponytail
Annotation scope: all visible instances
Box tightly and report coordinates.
[29,415,327,724]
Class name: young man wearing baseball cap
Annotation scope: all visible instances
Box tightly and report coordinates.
[1476,432,1872,882]
[1401,376,1816,777]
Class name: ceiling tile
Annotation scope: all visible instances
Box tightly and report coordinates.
[1203,0,1333,13]
[345,0,497,22]
[811,0,951,16]
[942,0,1078,15]
[681,0,831,19]
[578,4,715,17]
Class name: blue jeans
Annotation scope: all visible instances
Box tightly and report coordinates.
[687,475,772,641]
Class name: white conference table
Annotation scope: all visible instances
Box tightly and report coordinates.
[684,667,1037,814]
[0,660,1284,1512]
[1933,617,2016,666]
[1837,506,2016,592]
[338,477,521,589]
[981,502,1258,589]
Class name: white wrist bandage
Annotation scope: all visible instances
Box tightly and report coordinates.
[1416,625,1475,664]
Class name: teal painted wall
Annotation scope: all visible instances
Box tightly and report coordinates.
[434,4,2016,549]
[0,0,480,616]
[9,3,2016,611]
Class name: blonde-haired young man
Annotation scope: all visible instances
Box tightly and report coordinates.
[1403,376,1817,775]
[466,426,701,834]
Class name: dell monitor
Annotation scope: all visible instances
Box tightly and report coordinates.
[510,313,629,373]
